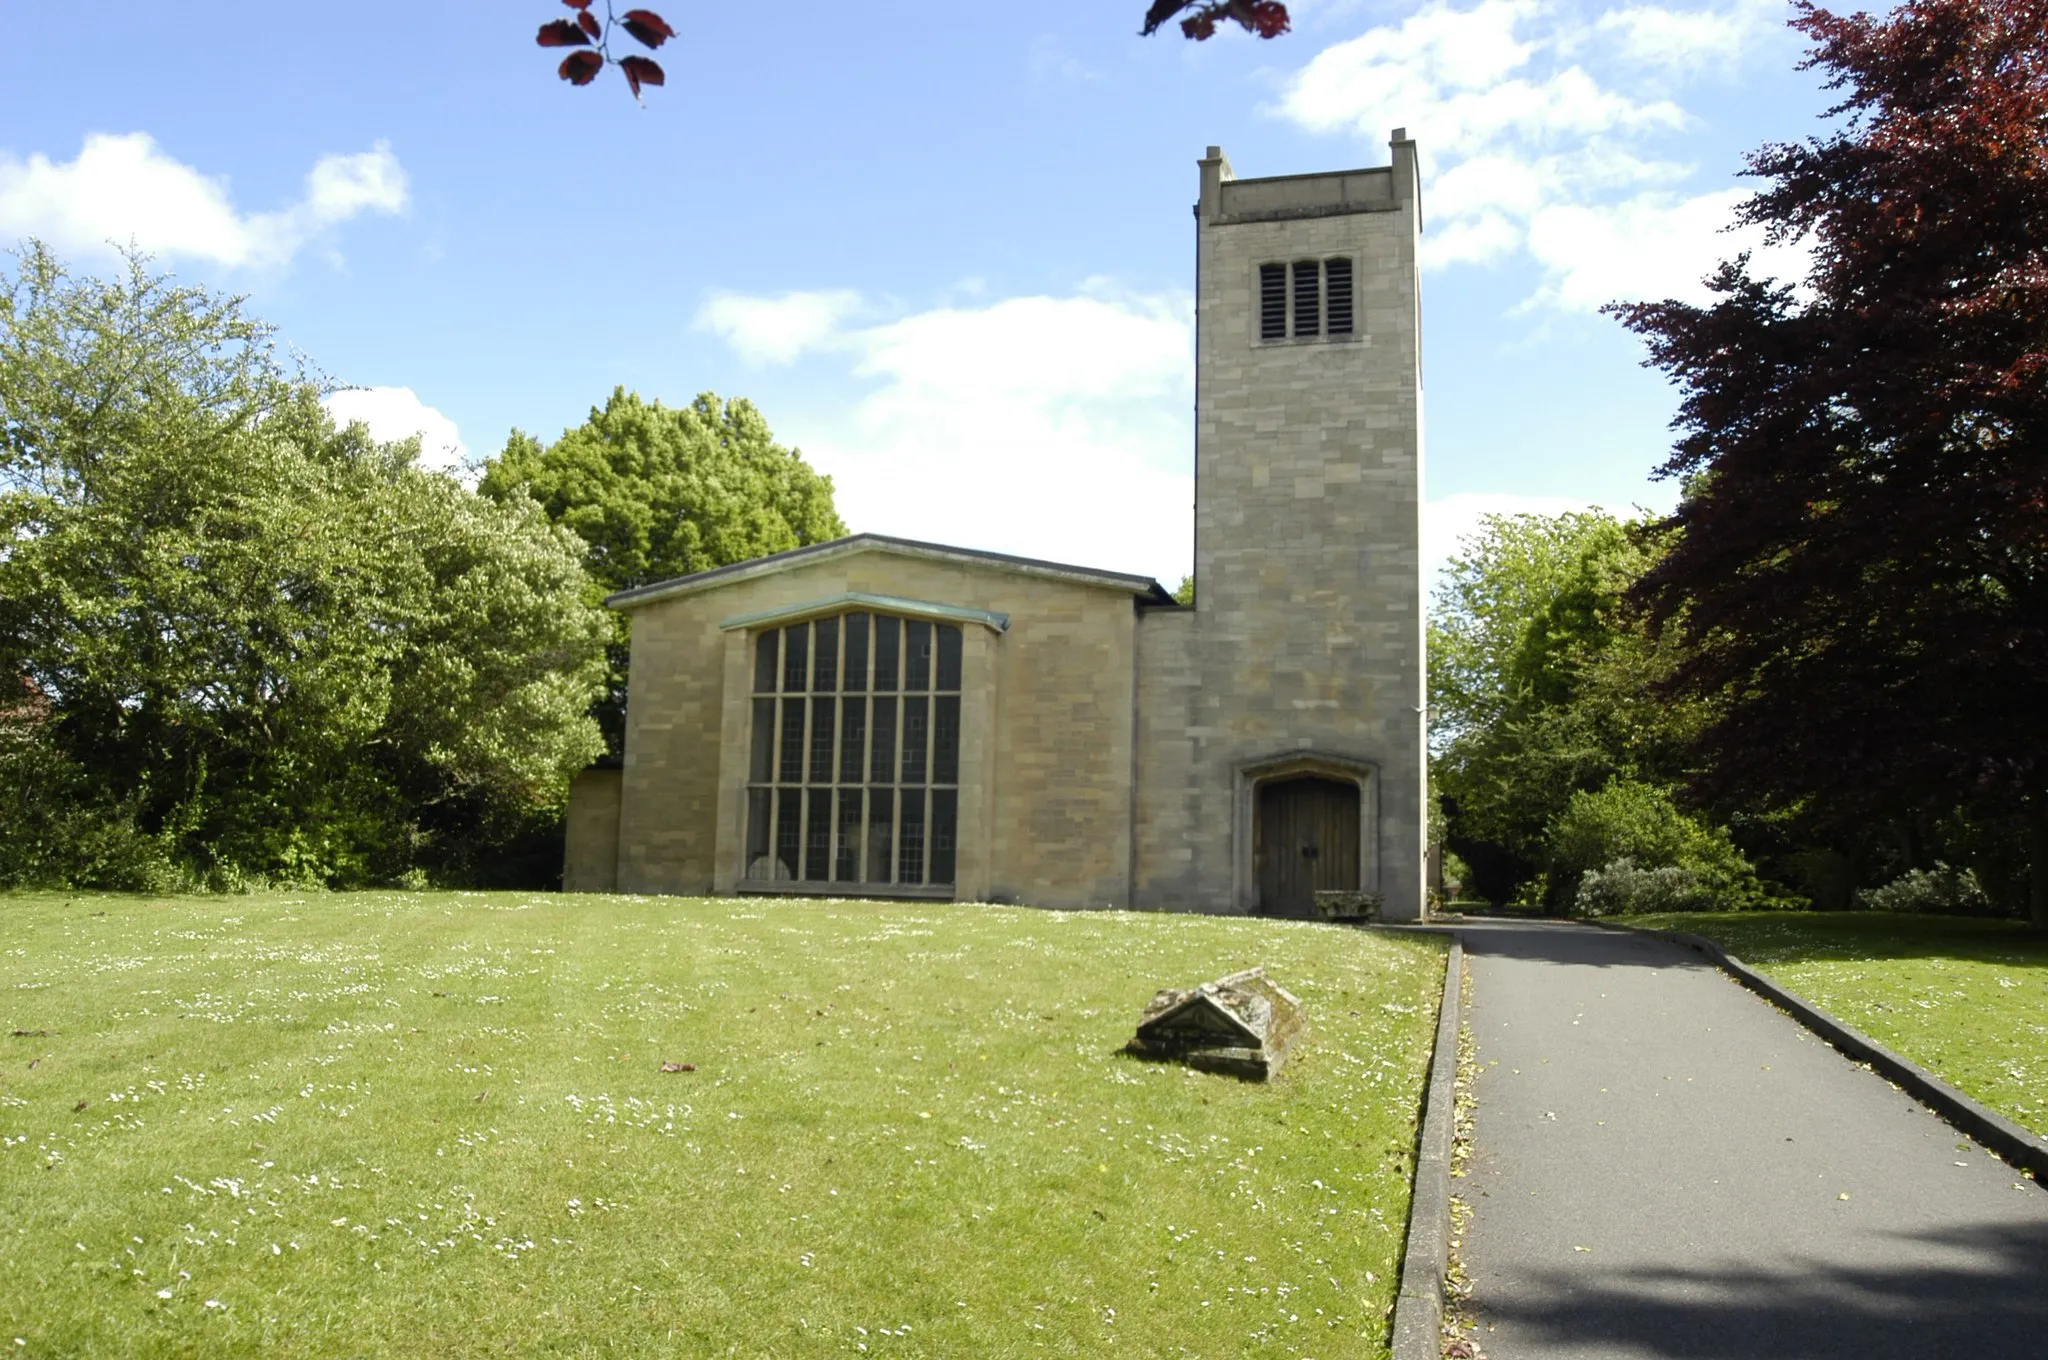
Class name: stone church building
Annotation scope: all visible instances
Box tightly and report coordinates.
[565,134,1427,921]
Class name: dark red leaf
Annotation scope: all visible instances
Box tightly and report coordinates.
[1244,0,1290,37]
[559,49,605,84]
[620,9,676,48]
[576,8,601,39]
[561,0,593,7]
[1141,0,1188,35]
[620,54,664,96]
[537,18,591,46]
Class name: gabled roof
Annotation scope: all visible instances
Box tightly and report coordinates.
[603,533,1179,611]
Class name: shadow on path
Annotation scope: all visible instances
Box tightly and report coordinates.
[1455,917,1717,973]
[1475,1219,2048,1360]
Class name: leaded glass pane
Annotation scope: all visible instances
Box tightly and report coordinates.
[936,625,962,691]
[905,620,931,692]
[778,698,805,783]
[866,788,894,882]
[813,617,839,691]
[804,789,831,881]
[930,789,957,886]
[750,698,775,783]
[782,623,809,692]
[902,696,929,785]
[869,697,897,783]
[839,697,866,786]
[874,617,899,691]
[754,631,778,694]
[932,696,959,785]
[898,789,926,884]
[843,613,869,692]
[835,789,862,881]
[809,697,836,783]
[776,788,802,880]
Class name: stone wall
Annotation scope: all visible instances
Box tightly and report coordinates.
[562,767,622,893]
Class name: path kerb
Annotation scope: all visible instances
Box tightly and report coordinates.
[1599,921,2048,1182]
[1390,931,1462,1360]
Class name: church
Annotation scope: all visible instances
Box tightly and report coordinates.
[564,134,1427,922]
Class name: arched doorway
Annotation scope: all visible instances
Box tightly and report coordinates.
[1255,775,1361,917]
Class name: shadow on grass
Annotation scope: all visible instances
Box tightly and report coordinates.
[1476,1219,2048,1360]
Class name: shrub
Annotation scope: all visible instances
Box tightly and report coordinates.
[1855,863,2000,916]
[0,736,182,891]
[1546,779,1762,913]
[1574,857,1722,916]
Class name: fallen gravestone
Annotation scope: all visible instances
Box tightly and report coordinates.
[1125,966,1305,1080]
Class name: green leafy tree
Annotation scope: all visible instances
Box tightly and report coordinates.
[1429,510,1711,905]
[0,244,609,888]
[480,388,846,753]
[1429,511,1638,750]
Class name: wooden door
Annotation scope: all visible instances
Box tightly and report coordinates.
[1256,776,1361,917]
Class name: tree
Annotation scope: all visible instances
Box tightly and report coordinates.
[531,0,1289,100]
[1610,0,2048,925]
[1429,510,1715,906]
[0,244,610,888]
[479,388,846,753]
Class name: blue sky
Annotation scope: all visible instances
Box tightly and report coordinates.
[0,0,1834,587]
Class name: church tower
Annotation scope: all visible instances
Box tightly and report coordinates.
[1132,134,1427,920]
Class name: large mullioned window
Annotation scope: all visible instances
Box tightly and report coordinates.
[744,612,961,890]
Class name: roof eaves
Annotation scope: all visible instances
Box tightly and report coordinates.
[605,533,1174,610]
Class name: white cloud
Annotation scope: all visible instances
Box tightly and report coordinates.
[0,132,407,269]
[1277,0,1806,307]
[1524,186,1808,309]
[693,289,864,365]
[323,386,468,476]
[1282,0,1684,159]
[1422,211,1524,269]
[704,287,1197,584]
[1596,0,1779,70]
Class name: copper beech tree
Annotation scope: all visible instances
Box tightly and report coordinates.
[1612,0,2048,922]
[535,0,1288,98]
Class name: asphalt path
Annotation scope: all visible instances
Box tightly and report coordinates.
[1456,918,2048,1360]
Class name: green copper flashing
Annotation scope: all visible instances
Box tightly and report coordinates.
[717,592,1010,634]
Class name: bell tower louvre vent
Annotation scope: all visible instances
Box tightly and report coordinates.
[1291,259,1320,337]
[1324,257,1353,335]
[1259,263,1287,340]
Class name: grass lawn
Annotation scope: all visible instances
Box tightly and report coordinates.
[1624,911,2048,1139]
[0,891,1444,1358]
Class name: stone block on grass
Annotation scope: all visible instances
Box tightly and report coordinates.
[1125,966,1305,1080]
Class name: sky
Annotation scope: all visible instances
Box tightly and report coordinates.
[0,0,1836,590]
